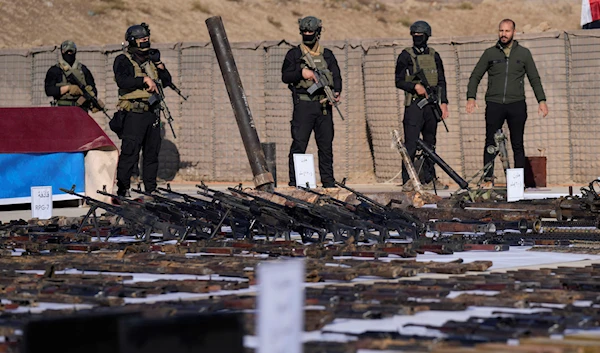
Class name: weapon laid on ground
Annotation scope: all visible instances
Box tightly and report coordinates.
[413,69,448,132]
[59,186,188,242]
[335,178,424,234]
[296,184,419,239]
[197,183,322,241]
[157,185,255,239]
[65,72,111,119]
[226,186,329,241]
[132,186,245,240]
[415,139,469,191]
[270,188,388,243]
[392,129,424,193]
[301,49,345,120]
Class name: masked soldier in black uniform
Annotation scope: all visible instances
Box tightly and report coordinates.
[395,21,449,191]
[45,40,99,111]
[282,16,342,188]
[113,23,172,197]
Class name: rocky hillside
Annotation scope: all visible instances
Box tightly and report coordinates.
[0,0,580,49]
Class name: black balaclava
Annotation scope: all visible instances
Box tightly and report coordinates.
[62,52,76,66]
[412,34,428,50]
[130,40,151,64]
[302,32,318,47]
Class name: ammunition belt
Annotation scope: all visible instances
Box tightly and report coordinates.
[119,100,150,113]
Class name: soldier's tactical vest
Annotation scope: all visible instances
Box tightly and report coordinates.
[55,57,87,106]
[117,52,159,112]
[295,44,334,99]
[404,47,438,106]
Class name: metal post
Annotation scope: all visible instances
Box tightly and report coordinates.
[261,142,277,188]
[205,16,274,191]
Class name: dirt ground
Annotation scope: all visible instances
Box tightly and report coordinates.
[0,0,581,49]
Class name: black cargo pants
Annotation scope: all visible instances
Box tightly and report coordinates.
[116,110,162,196]
[288,100,335,187]
[483,100,527,179]
[402,101,438,184]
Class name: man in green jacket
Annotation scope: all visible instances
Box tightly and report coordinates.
[466,19,548,184]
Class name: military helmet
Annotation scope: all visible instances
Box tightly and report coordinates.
[298,16,322,34]
[60,40,77,54]
[125,22,150,46]
[410,21,432,37]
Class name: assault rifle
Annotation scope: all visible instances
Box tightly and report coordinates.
[227,186,329,242]
[334,178,424,235]
[297,184,419,239]
[148,82,176,139]
[196,183,310,240]
[131,187,227,240]
[157,185,256,239]
[140,62,176,138]
[59,186,188,242]
[413,69,448,132]
[301,50,345,120]
[270,189,385,242]
[65,72,111,119]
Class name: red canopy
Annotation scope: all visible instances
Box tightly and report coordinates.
[0,107,116,153]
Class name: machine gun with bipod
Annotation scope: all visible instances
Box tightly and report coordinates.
[60,186,189,242]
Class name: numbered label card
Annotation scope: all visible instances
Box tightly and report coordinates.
[257,260,305,353]
[31,186,52,219]
[293,153,316,188]
[507,168,524,202]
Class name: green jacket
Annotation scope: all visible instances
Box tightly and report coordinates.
[467,40,546,104]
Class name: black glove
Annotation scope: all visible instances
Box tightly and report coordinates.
[149,49,161,64]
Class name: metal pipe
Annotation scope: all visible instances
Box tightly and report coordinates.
[416,139,469,190]
[261,142,277,188]
[205,16,274,191]
[392,130,423,193]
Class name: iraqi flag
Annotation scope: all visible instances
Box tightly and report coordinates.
[582,0,600,27]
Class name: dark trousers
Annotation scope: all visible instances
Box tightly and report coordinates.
[402,102,438,184]
[483,100,527,178]
[116,110,162,195]
[288,100,335,186]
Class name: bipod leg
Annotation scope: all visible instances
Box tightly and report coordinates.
[178,226,192,244]
[283,230,291,241]
[79,205,97,238]
[332,226,344,242]
[142,226,153,242]
[246,218,257,240]
[106,226,121,242]
[211,208,231,239]
[379,227,389,243]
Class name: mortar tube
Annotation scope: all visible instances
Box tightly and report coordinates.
[206,16,274,191]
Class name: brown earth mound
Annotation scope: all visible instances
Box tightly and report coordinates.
[0,0,580,49]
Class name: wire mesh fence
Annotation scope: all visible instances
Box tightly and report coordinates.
[1,30,597,185]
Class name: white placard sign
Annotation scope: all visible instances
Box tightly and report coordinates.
[507,168,524,202]
[293,153,316,188]
[31,186,53,219]
[257,260,305,353]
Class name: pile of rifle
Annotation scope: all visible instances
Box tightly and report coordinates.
[58,182,423,244]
